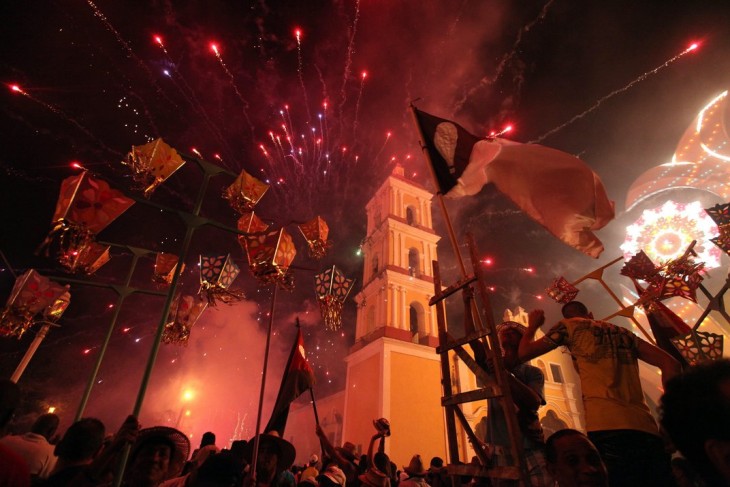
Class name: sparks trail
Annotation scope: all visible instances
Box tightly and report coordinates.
[153,36,235,164]
[338,0,361,127]
[372,131,392,163]
[453,0,556,115]
[9,85,120,156]
[353,71,367,139]
[85,0,180,111]
[210,43,256,141]
[531,42,700,143]
[294,29,312,123]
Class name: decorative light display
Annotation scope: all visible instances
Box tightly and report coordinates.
[0,269,69,338]
[163,294,207,345]
[626,91,730,210]
[243,228,297,288]
[223,170,269,214]
[671,331,724,366]
[152,252,183,285]
[298,216,330,260]
[122,138,186,197]
[545,276,579,304]
[705,202,730,255]
[314,266,355,330]
[621,200,721,269]
[620,250,659,281]
[199,254,243,305]
[39,172,133,274]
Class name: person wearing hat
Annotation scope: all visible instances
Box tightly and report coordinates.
[300,453,320,485]
[400,455,429,487]
[124,425,191,487]
[315,425,359,486]
[317,464,347,487]
[242,431,296,487]
[475,321,551,486]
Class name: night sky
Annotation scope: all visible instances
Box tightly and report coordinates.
[1,1,729,444]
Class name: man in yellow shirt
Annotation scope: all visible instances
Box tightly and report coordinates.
[518,301,681,486]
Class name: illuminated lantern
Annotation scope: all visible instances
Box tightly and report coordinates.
[314,266,355,330]
[0,270,69,338]
[620,250,659,281]
[658,255,705,302]
[43,291,71,322]
[298,216,330,260]
[243,228,297,287]
[223,170,269,214]
[545,276,579,304]
[706,202,730,255]
[40,172,133,274]
[671,331,724,366]
[152,252,184,286]
[199,254,243,305]
[237,211,269,248]
[163,294,207,346]
[64,242,111,275]
[122,138,185,197]
[621,200,721,270]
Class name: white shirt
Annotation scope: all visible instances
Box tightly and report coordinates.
[0,432,57,478]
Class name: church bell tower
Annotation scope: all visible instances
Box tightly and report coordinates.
[342,164,446,465]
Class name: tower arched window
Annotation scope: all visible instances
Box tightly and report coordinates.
[372,255,379,276]
[406,206,417,225]
[408,248,420,277]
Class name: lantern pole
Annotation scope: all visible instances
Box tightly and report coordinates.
[250,283,279,483]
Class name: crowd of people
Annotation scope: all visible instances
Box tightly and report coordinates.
[0,301,729,486]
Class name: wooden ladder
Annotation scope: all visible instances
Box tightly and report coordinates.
[430,234,529,485]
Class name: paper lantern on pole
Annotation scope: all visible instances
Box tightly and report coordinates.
[0,270,69,339]
[658,255,705,302]
[314,266,355,330]
[243,228,297,287]
[122,138,186,197]
[671,331,724,366]
[545,276,579,304]
[223,170,269,214]
[153,252,184,286]
[298,216,330,260]
[199,254,243,305]
[40,172,133,274]
[163,294,207,346]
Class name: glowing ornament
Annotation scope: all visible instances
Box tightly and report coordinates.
[44,291,71,322]
[621,200,721,269]
[223,170,269,214]
[670,331,724,366]
[237,211,269,248]
[39,172,133,274]
[705,202,730,255]
[314,266,355,330]
[0,270,69,338]
[163,294,207,346]
[545,276,579,304]
[122,138,185,197]
[243,228,297,288]
[298,216,330,260]
[620,250,659,281]
[658,254,705,302]
[626,91,730,210]
[152,252,184,286]
[199,254,244,305]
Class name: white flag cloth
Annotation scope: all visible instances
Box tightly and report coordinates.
[415,108,615,258]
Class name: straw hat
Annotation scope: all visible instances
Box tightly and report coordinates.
[403,454,427,477]
[130,426,191,476]
[318,464,347,486]
[496,321,527,336]
[243,431,296,472]
[335,441,358,462]
[372,418,391,437]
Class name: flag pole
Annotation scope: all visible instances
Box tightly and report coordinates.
[251,283,279,483]
[409,104,494,332]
